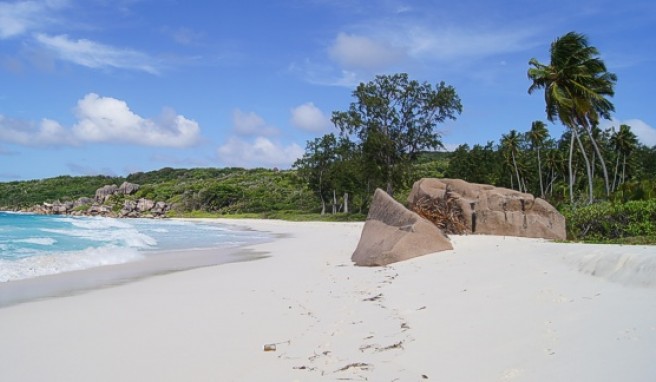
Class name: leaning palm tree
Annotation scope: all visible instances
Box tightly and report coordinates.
[528,31,617,204]
[528,120,549,198]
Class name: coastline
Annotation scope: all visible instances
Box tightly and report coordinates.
[0,219,655,381]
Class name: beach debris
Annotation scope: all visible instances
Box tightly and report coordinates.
[377,340,404,352]
[335,362,372,372]
[362,293,383,302]
[308,350,331,362]
[263,339,290,352]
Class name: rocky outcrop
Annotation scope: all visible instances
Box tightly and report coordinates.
[118,182,140,195]
[26,182,171,218]
[407,178,566,240]
[352,188,453,266]
[95,185,119,203]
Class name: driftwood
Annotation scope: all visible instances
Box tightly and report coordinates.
[411,186,468,235]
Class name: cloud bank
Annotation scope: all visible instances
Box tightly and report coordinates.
[216,136,303,169]
[0,93,201,148]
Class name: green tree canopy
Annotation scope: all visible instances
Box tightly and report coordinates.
[332,73,462,196]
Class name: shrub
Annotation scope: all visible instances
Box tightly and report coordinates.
[562,200,656,241]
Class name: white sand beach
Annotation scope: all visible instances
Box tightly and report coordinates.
[0,219,655,381]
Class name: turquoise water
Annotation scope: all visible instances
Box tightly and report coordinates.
[0,212,270,282]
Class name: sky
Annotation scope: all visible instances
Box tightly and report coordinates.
[1,0,655,181]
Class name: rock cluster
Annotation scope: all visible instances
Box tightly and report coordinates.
[25,182,171,218]
[407,178,566,240]
[352,178,567,267]
[352,188,453,266]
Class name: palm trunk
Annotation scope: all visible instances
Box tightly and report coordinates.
[574,129,594,204]
[537,147,545,198]
[585,128,610,197]
[512,151,522,193]
[612,155,620,192]
[568,132,575,204]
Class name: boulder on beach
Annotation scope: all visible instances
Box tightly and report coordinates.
[352,188,453,266]
[407,178,566,240]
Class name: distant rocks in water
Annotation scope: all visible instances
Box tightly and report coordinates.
[352,188,453,266]
[25,182,170,219]
[407,178,566,240]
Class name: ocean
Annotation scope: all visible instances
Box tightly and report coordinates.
[0,212,271,283]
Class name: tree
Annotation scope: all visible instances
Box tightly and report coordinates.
[293,134,338,214]
[528,121,549,198]
[501,130,524,192]
[332,73,462,196]
[528,31,617,204]
[610,124,638,190]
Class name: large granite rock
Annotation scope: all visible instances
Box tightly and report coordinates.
[352,188,453,266]
[118,182,140,195]
[407,178,566,240]
[95,184,118,202]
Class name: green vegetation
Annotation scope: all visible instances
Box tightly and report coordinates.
[1,39,654,244]
[563,200,656,243]
[0,175,124,207]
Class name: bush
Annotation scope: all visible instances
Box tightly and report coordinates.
[562,200,656,241]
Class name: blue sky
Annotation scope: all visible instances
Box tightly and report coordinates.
[1,0,655,181]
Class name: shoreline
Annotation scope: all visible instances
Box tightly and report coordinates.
[0,217,276,308]
[0,219,655,381]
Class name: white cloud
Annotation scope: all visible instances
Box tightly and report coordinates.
[34,33,160,74]
[216,136,303,169]
[72,93,200,147]
[402,25,540,62]
[0,115,71,146]
[0,94,202,148]
[290,102,332,132]
[232,109,279,136]
[0,0,68,39]
[328,32,405,70]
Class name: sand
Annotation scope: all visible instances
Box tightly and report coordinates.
[0,219,655,381]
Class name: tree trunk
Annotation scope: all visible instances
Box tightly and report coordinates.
[343,192,349,214]
[568,132,575,204]
[585,128,610,197]
[332,190,337,214]
[621,155,627,186]
[574,129,594,204]
[321,198,326,215]
[512,151,522,193]
[537,146,544,198]
[612,154,620,192]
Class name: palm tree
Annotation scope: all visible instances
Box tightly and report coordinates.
[528,31,617,204]
[610,124,638,190]
[501,130,524,192]
[528,121,549,198]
